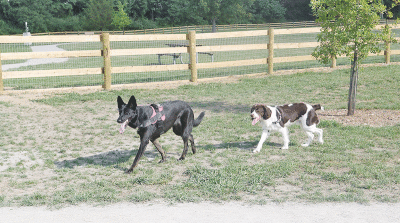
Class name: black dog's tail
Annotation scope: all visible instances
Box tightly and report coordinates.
[193,112,205,127]
[312,104,324,111]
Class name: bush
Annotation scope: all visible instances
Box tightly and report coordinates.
[0,20,22,35]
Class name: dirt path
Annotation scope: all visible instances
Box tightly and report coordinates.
[1,202,400,223]
[1,44,68,71]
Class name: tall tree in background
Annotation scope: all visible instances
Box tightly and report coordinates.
[82,0,114,31]
[311,0,398,115]
[281,0,314,21]
[250,0,286,23]
[112,1,131,33]
[163,0,206,26]
[197,0,253,32]
[0,0,56,32]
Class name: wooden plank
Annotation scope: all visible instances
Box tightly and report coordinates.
[0,35,100,43]
[368,51,385,56]
[101,33,111,90]
[188,31,197,82]
[268,28,274,74]
[390,50,400,55]
[111,64,188,73]
[274,27,321,35]
[274,55,315,63]
[1,50,101,60]
[112,47,188,56]
[0,49,3,91]
[2,68,101,79]
[197,30,268,39]
[197,58,267,69]
[274,42,319,49]
[110,34,187,42]
[197,44,268,52]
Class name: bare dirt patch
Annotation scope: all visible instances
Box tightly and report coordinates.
[319,109,400,127]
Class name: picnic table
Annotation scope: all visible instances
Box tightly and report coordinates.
[158,43,214,65]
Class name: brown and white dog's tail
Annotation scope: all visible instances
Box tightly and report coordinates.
[312,104,324,111]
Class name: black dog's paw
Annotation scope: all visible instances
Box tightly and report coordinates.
[178,157,185,161]
[125,169,133,174]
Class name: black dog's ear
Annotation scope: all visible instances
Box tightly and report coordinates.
[117,96,125,109]
[127,95,137,109]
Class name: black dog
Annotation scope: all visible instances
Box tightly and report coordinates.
[117,95,205,173]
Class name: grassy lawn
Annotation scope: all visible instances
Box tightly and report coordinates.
[0,65,399,207]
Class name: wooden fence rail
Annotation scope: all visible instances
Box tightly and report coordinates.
[1,24,399,92]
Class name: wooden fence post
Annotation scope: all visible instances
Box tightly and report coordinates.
[268,28,274,74]
[385,25,391,64]
[0,48,3,92]
[101,33,111,90]
[188,31,197,82]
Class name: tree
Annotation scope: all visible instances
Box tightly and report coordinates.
[197,0,254,32]
[112,1,131,32]
[162,0,207,27]
[0,0,82,34]
[250,0,286,23]
[82,0,114,31]
[311,0,398,116]
[281,0,314,21]
[0,0,56,33]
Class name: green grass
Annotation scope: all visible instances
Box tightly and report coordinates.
[0,65,399,207]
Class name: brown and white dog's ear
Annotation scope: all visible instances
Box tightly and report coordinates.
[262,106,271,120]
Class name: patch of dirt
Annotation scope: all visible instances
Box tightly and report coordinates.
[319,109,400,127]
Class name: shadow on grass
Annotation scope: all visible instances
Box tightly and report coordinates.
[199,141,282,152]
[54,149,160,171]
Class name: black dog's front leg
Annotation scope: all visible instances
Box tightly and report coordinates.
[126,135,150,174]
[151,139,166,163]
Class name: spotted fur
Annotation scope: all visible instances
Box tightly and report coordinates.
[250,103,324,151]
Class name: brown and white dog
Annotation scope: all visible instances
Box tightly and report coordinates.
[250,103,324,151]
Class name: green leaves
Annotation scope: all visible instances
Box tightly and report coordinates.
[111,1,131,31]
[311,0,396,64]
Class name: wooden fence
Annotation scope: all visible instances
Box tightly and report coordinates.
[30,21,320,36]
[0,24,399,92]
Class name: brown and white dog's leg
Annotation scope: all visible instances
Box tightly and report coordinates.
[301,125,323,147]
[279,127,289,150]
[317,128,324,144]
[302,131,314,147]
[254,130,270,153]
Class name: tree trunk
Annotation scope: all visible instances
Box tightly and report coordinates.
[211,18,217,33]
[347,50,358,116]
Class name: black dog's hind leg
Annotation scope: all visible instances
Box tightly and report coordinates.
[178,135,190,160]
[151,138,166,163]
[177,109,195,161]
[126,134,150,174]
[189,134,196,154]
